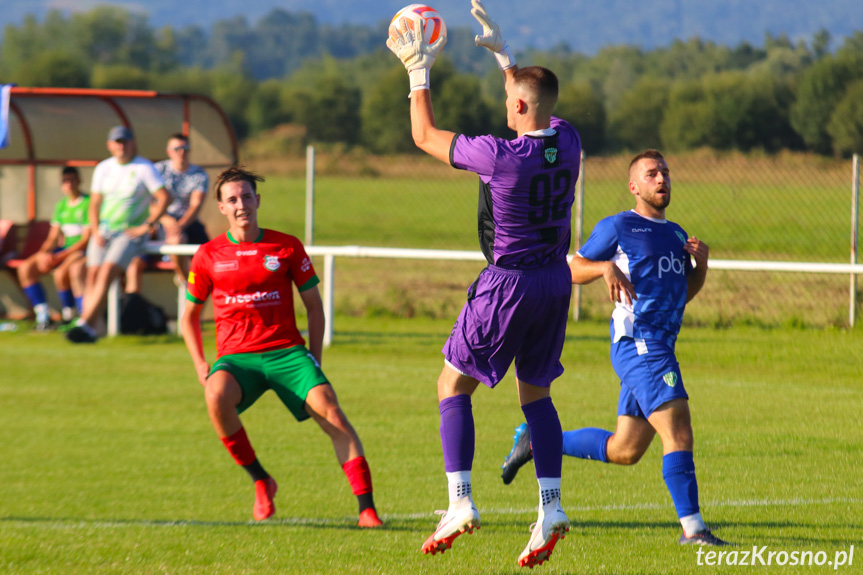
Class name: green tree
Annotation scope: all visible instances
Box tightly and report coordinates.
[19,51,90,88]
[828,79,863,157]
[663,72,795,152]
[791,56,860,154]
[71,7,167,71]
[555,81,606,153]
[608,77,669,151]
[249,10,320,80]
[361,65,415,153]
[435,73,492,137]
[0,13,82,81]
[298,75,363,144]
[90,64,149,89]
[247,79,293,134]
[812,29,832,60]
[208,60,256,139]
[660,80,712,151]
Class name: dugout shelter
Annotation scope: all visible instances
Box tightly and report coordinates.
[0,87,238,318]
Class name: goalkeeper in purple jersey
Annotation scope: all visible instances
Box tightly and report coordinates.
[388,0,580,567]
[500,150,732,547]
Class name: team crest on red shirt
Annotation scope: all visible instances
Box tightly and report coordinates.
[263,255,281,271]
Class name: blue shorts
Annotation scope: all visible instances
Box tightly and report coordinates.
[611,337,689,419]
[442,263,571,388]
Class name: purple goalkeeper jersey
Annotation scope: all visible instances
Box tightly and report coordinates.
[449,117,581,269]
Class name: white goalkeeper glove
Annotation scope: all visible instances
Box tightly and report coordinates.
[387,18,447,92]
[470,0,516,70]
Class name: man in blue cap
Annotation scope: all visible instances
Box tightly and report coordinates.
[66,125,169,343]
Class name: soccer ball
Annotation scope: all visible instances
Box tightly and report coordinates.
[389,4,447,46]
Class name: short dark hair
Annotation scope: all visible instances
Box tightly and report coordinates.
[169,133,188,143]
[61,166,80,178]
[214,165,265,201]
[513,66,559,110]
[629,149,666,176]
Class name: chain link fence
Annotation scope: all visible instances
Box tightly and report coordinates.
[270,149,861,328]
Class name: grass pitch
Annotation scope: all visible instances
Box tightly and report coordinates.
[1,317,861,574]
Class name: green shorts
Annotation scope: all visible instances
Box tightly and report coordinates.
[210,345,329,421]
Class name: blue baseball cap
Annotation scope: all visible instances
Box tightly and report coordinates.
[107,125,134,141]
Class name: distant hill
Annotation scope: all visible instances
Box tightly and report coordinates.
[3,0,862,53]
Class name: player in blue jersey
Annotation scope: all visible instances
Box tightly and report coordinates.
[388,0,579,567]
[500,149,731,546]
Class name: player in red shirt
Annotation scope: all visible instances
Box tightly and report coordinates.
[180,165,382,527]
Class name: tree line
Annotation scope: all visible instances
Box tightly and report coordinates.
[1,6,862,156]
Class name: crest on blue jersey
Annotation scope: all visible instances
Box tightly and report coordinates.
[662,371,678,387]
[263,255,280,272]
[544,147,558,164]
[675,231,687,243]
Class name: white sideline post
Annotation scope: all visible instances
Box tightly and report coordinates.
[573,150,585,321]
[851,154,860,327]
[322,253,334,348]
[107,277,120,336]
[176,283,185,336]
[305,145,315,247]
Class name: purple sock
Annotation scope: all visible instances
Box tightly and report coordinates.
[439,395,474,472]
[522,397,562,478]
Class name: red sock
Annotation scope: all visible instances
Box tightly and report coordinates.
[221,427,257,466]
[342,456,373,495]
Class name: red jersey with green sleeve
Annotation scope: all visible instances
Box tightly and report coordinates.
[186,229,319,358]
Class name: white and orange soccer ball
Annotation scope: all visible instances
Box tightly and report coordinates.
[388,4,447,47]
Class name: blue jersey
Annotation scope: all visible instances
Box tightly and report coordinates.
[450,117,582,269]
[578,210,692,348]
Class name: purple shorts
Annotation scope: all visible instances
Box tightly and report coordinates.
[442,262,571,388]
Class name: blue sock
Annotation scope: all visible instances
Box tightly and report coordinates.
[75,296,84,313]
[522,397,562,478]
[22,283,47,307]
[439,395,474,473]
[562,428,612,462]
[58,289,76,310]
[662,451,700,518]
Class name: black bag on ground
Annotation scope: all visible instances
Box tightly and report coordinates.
[120,293,168,335]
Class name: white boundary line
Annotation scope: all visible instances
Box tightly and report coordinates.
[6,497,859,529]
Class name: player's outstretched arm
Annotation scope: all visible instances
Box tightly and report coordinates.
[387,13,454,162]
[300,285,325,366]
[570,255,637,306]
[684,236,709,302]
[470,0,517,72]
[181,300,210,386]
[410,90,456,163]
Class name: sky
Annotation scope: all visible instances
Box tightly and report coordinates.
[3,0,862,53]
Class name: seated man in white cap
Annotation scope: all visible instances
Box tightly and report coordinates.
[66,125,169,343]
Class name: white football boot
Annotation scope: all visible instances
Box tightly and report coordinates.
[421,496,481,555]
[517,498,570,567]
